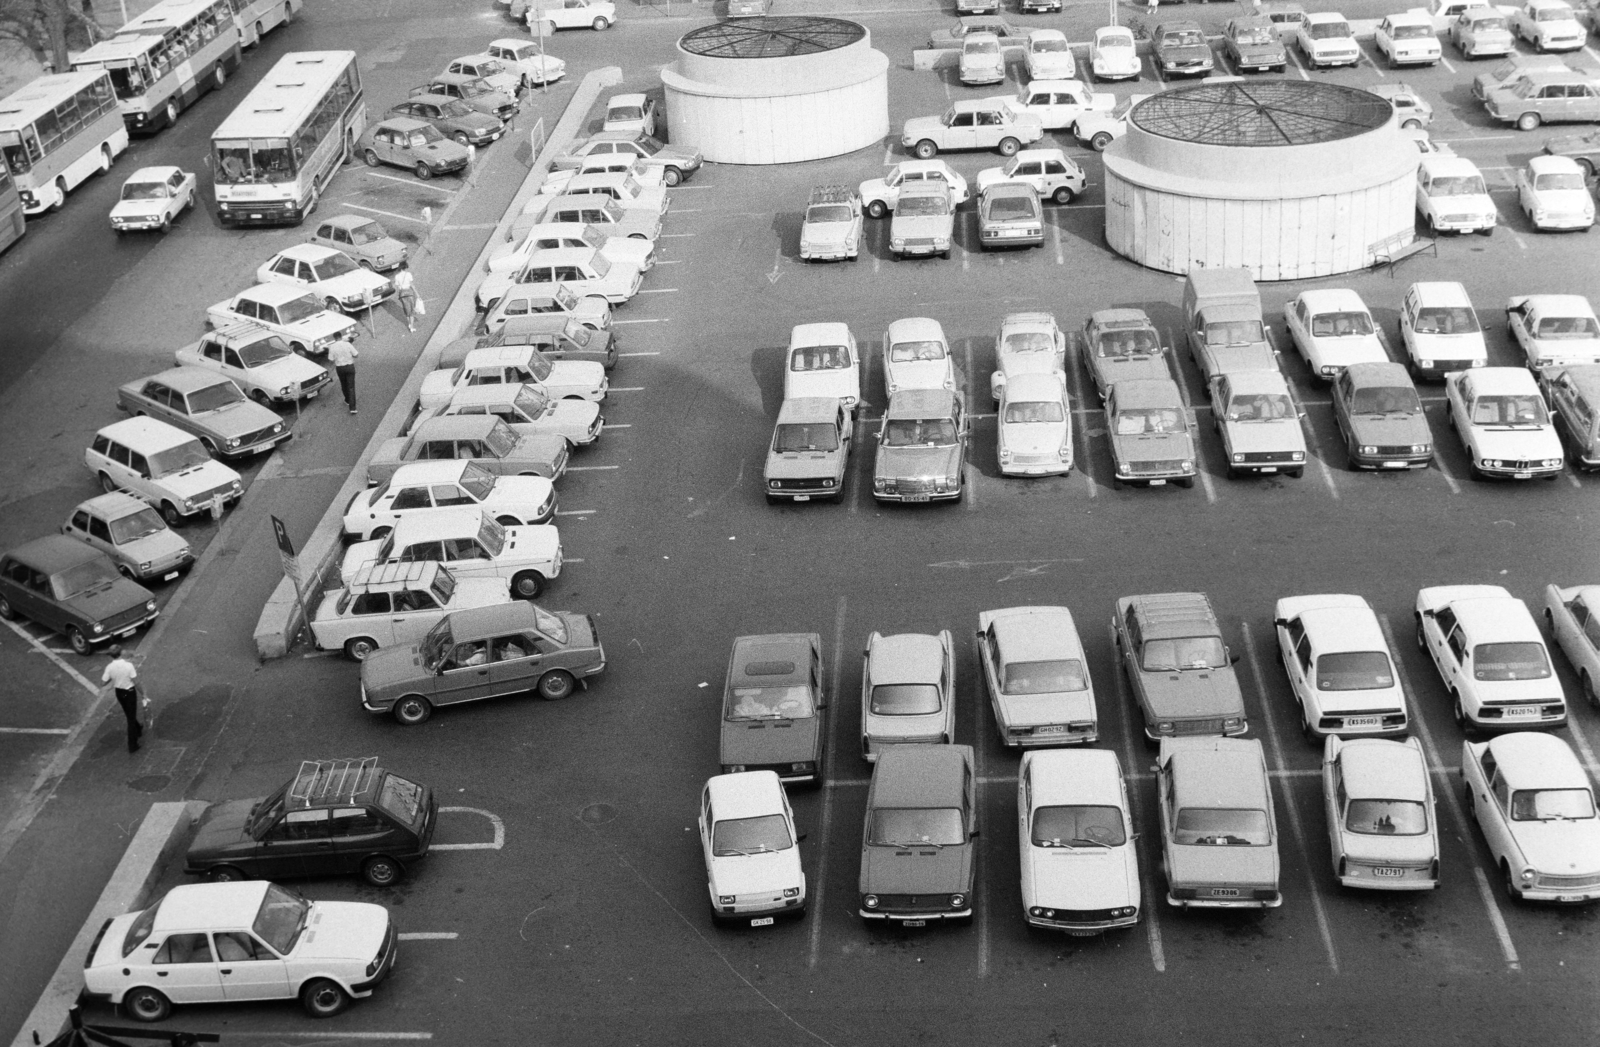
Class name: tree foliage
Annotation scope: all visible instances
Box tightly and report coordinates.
[0,0,102,75]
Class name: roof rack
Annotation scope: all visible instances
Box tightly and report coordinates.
[808,184,857,205]
[289,757,380,809]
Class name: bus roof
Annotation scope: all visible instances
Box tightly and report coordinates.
[0,70,112,130]
[121,0,230,34]
[210,51,357,142]
[72,36,164,65]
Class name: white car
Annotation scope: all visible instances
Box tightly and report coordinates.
[1444,367,1565,479]
[990,310,1066,402]
[1463,733,1600,901]
[1273,594,1408,741]
[1025,29,1076,80]
[341,460,555,540]
[483,283,612,335]
[485,38,567,87]
[960,32,1007,85]
[523,0,615,32]
[859,159,970,218]
[1208,369,1308,478]
[422,382,602,448]
[488,220,654,275]
[698,771,806,926]
[1511,0,1585,51]
[445,54,522,97]
[1507,294,1600,369]
[255,244,394,314]
[1416,584,1567,728]
[109,165,195,233]
[977,606,1097,744]
[860,630,956,760]
[173,323,332,406]
[538,154,664,197]
[419,344,607,410]
[476,245,641,310]
[1156,737,1282,909]
[339,507,564,599]
[883,317,957,396]
[997,79,1115,132]
[784,322,861,408]
[1543,582,1600,707]
[206,284,359,358]
[997,373,1072,476]
[1323,737,1440,890]
[81,881,394,1021]
[1297,12,1361,68]
[1072,93,1151,152]
[87,417,242,526]
[1089,25,1140,81]
[1399,281,1488,380]
[1374,11,1443,65]
[602,92,657,136]
[1416,154,1498,236]
[563,172,668,217]
[1018,748,1139,932]
[1517,155,1596,231]
[1284,289,1391,381]
[1449,6,1515,57]
[310,561,510,661]
[975,148,1087,205]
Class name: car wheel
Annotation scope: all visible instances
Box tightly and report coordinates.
[358,259,373,271]
[867,199,887,219]
[1090,132,1113,152]
[324,297,342,314]
[997,137,1020,157]
[50,178,66,212]
[300,978,350,1019]
[0,597,14,620]
[159,215,171,234]
[592,15,611,29]
[1464,786,1475,818]
[511,571,545,600]
[369,526,392,540]
[364,149,381,167]
[453,130,470,146]
[1452,692,1467,728]
[495,515,521,527]
[123,986,171,1023]
[1577,158,1596,180]
[913,140,938,160]
[1300,707,1319,745]
[289,342,310,357]
[415,162,433,180]
[1415,615,1427,650]
[66,627,92,656]
[344,636,379,662]
[159,502,184,527]
[1053,186,1075,205]
[1287,467,1304,479]
[1501,861,1522,902]
[941,249,951,260]
[362,855,402,886]
[537,669,576,700]
[207,864,247,883]
[1517,112,1541,132]
[393,695,432,726]
[663,167,682,187]
[249,389,271,405]
[1175,476,1194,489]
[99,472,119,494]
[1583,671,1598,709]
[213,63,226,89]
[1402,118,1421,130]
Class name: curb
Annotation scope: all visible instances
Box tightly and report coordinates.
[10,800,207,1047]
[251,65,624,660]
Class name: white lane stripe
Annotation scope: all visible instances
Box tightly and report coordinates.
[1165,341,1218,504]
[615,349,663,354]
[397,932,459,940]
[607,386,646,392]
[1110,620,1166,973]
[808,595,848,970]
[344,203,434,226]
[1,619,100,697]
[233,1034,431,1041]
[659,233,697,238]
[439,222,498,230]
[556,509,596,516]
[637,288,679,294]
[1474,867,1523,970]
[0,727,72,735]
[600,423,632,429]
[1564,707,1600,771]
[654,259,684,265]
[1440,55,1457,74]
[565,465,619,471]
[361,170,457,192]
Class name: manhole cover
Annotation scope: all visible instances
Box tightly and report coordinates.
[579,802,616,824]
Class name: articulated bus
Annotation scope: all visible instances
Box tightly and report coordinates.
[0,154,24,254]
[211,51,363,226]
[71,0,242,134]
[226,0,302,48]
[0,70,129,215]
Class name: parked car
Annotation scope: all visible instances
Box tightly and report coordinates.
[1510,0,1586,50]
[1368,82,1434,128]
[929,16,1035,49]
[1105,379,1197,488]
[1416,584,1567,727]
[603,92,658,136]
[413,73,517,121]
[1330,361,1434,470]
[859,159,970,218]
[1284,289,1391,380]
[551,129,701,185]
[1471,52,1571,101]
[1209,369,1308,478]
[526,191,661,241]
[256,244,394,314]
[109,165,195,233]
[1089,25,1141,81]
[419,343,608,409]
[488,220,654,281]
[1516,155,1596,230]
[765,397,853,504]
[81,881,395,1021]
[422,383,601,452]
[1486,69,1600,129]
[1416,154,1498,235]
[1112,592,1246,740]
[1543,129,1600,175]
[699,772,807,926]
[540,153,666,199]
[1071,93,1152,151]
[478,245,642,310]
[1222,16,1287,72]
[0,535,157,654]
[206,283,358,358]
[341,460,555,541]
[1025,29,1075,80]
[563,171,669,219]
[1444,366,1565,479]
[1323,737,1440,890]
[957,0,998,14]
[977,606,1097,746]
[784,322,861,407]
[358,116,470,179]
[860,629,956,758]
[1375,10,1443,65]
[387,95,505,147]
[1260,1,1308,31]
[901,99,1045,159]
[719,634,826,782]
[1018,748,1139,931]
[873,390,968,503]
[1450,5,1516,56]
[997,373,1071,476]
[367,414,572,487]
[483,283,612,335]
[884,317,956,396]
[977,181,1043,251]
[1462,733,1600,900]
[116,368,290,461]
[309,214,407,272]
[1509,295,1600,370]
[520,0,614,32]
[445,54,524,97]
[339,506,563,600]
[799,185,862,262]
[858,744,978,925]
[1153,22,1215,78]
[960,32,1006,85]
[185,757,436,886]
[1156,737,1281,909]
[1082,309,1167,401]
[485,37,567,87]
[1399,281,1488,380]
[992,311,1067,402]
[442,314,617,371]
[1000,79,1113,131]
[87,417,242,526]
[1543,581,1600,704]
[1297,11,1360,67]
[61,492,191,584]
[975,148,1085,205]
[311,562,510,661]
[889,182,956,260]
[1542,365,1600,469]
[1274,594,1408,741]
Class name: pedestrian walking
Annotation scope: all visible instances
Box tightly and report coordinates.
[101,645,147,753]
[327,335,359,414]
[393,262,418,332]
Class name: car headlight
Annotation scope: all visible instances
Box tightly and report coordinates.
[999,448,1013,462]
[1418,359,1433,369]
[820,479,834,488]
[1319,365,1337,376]
[1361,445,1378,455]
[231,481,241,492]
[791,761,815,772]
[1291,451,1305,462]
[890,237,905,250]
[943,377,954,390]
[1181,460,1194,472]
[145,599,157,612]
[718,895,736,905]
[1223,717,1242,729]
[1030,906,1052,918]
[1232,452,1244,463]
[1058,444,1071,460]
[1156,721,1174,733]
[783,887,801,898]
[1534,210,1549,221]
[92,623,105,634]
[1520,868,1535,883]
[278,385,293,396]
[1482,458,1502,469]
[873,478,888,492]
[933,237,950,248]
[863,894,880,909]
[769,480,780,489]
[1545,458,1563,468]
[226,437,241,449]
[138,561,151,572]
[724,764,745,773]
[1413,444,1429,454]
[949,894,966,908]
[182,499,196,511]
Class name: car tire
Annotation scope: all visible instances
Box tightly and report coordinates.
[207,864,247,883]
[1517,112,1541,132]
[362,855,403,887]
[1287,467,1304,479]
[1583,671,1598,709]
[1464,786,1475,818]
[164,99,179,128]
[1402,118,1421,130]
[511,571,545,600]
[913,140,938,160]
[0,597,14,620]
[941,249,951,260]
[1300,707,1319,746]
[358,260,373,271]
[415,162,433,180]
[1577,158,1595,180]
[1175,476,1194,488]
[159,215,172,234]
[123,986,171,1023]
[1090,131,1113,152]
[393,695,432,726]
[300,978,350,1019]
[344,636,379,662]
[1452,691,1468,729]
[99,472,119,494]
[249,389,271,405]
[364,149,381,167]
[1053,186,1075,205]
[159,502,184,527]
[997,137,1020,157]
[538,669,576,700]
[369,526,392,540]
[867,199,888,219]
[1501,861,1522,902]
[213,63,226,90]
[663,167,683,187]
[454,131,470,146]
[593,15,611,29]
[66,627,92,656]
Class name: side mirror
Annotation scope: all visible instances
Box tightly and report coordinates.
[970,829,980,838]
[1229,649,1241,665]
[1420,608,1436,619]
[1272,617,1287,627]
[797,832,809,842]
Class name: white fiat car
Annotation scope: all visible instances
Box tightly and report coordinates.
[698,771,807,926]
[1543,582,1600,707]
[341,460,555,540]
[1284,289,1391,380]
[424,382,603,449]
[1517,155,1595,231]
[1507,294,1600,370]
[81,881,395,1021]
[990,311,1066,401]
[110,165,196,233]
[310,561,510,661]
[1416,584,1567,729]
[255,244,394,314]
[977,606,1097,745]
[975,148,1087,205]
[860,630,956,760]
[1274,594,1408,741]
[1463,732,1600,901]
[206,284,359,358]
[1444,367,1565,479]
[339,507,563,600]
[997,373,1072,476]
[1323,737,1440,890]
[784,322,861,408]
[1297,11,1361,68]
[419,344,608,410]
[1398,281,1488,380]
[1156,737,1282,909]
[858,159,970,218]
[173,324,332,406]
[1018,748,1139,932]
[485,38,567,87]
[1375,10,1443,65]
[487,220,655,277]
[1416,154,1499,236]
[883,317,957,396]
[1025,29,1077,80]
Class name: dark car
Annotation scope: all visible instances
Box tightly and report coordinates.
[858,744,978,925]
[184,758,437,887]
[440,314,619,371]
[359,117,470,179]
[1223,16,1287,73]
[1330,361,1434,471]
[1153,22,1216,78]
[1545,129,1600,177]
[0,535,157,654]
[387,95,505,147]
[116,367,290,461]
[719,633,827,784]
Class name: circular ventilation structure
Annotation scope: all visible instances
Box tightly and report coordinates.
[1102,81,1419,280]
[661,16,888,165]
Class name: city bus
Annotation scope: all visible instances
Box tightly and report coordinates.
[0,154,24,254]
[0,69,130,215]
[211,51,363,226]
[71,0,242,134]
[226,0,302,49]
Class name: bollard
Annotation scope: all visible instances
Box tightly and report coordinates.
[422,205,432,224]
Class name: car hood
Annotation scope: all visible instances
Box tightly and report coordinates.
[1113,430,1194,464]
[877,444,962,480]
[1233,41,1285,61]
[249,352,328,386]
[544,398,601,433]
[599,237,653,269]
[294,901,390,960]
[803,218,856,244]
[117,528,192,563]
[196,400,285,440]
[860,842,974,895]
[1159,43,1212,61]
[1410,331,1486,359]
[902,115,945,139]
[1025,845,1138,909]
[1347,412,1433,446]
[417,368,457,409]
[1139,667,1245,719]
[767,449,845,479]
[1468,426,1563,460]
[995,690,1095,728]
[1203,343,1276,372]
[1096,356,1168,386]
[1093,50,1140,70]
[1031,57,1076,77]
[709,848,803,897]
[1224,418,1306,454]
[787,371,858,401]
[187,798,259,859]
[362,643,429,694]
[892,214,953,237]
[1167,841,1278,888]
[720,715,821,765]
[1001,420,1066,456]
[154,460,240,499]
[110,199,171,219]
[64,577,153,623]
[1512,819,1600,876]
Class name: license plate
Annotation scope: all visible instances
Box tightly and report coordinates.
[306,389,318,399]
[1513,472,1531,479]
[1557,894,1586,902]
[1033,725,1066,735]
[1345,716,1380,728]
[1503,706,1538,719]
[903,493,931,503]
[1381,461,1406,469]
[750,916,774,927]
[1372,867,1405,878]
[793,494,810,502]
[116,627,137,638]
[162,570,179,581]
[1210,888,1239,897]
[901,919,927,927]
[1149,478,1166,486]
[1259,466,1278,474]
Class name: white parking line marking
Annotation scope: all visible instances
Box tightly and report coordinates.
[565,465,619,471]
[361,170,458,192]
[637,288,679,294]
[655,259,684,265]
[432,807,505,850]
[0,728,72,735]
[1566,470,1582,489]
[556,509,596,516]
[229,1033,432,1041]
[1473,867,1523,968]
[607,386,646,392]
[613,321,669,327]
[600,423,632,429]
[397,932,459,940]
[440,222,498,230]
[343,203,434,226]
[1241,623,1339,974]
[1565,707,1600,770]
[1111,624,1165,973]
[668,184,716,189]
[1362,42,1387,78]
[659,233,697,238]
[1586,44,1600,64]
[1166,352,1218,504]
[615,350,663,356]
[669,208,703,213]
[1440,55,1457,74]
[1052,217,1065,265]
[1287,45,1311,80]
[808,595,848,970]
[1,619,100,697]
[882,140,894,166]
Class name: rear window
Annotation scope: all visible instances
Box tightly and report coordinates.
[1315,651,1395,691]
[379,773,424,822]
[1473,641,1551,681]
[871,683,942,715]
[1173,807,1271,845]
[1002,658,1087,694]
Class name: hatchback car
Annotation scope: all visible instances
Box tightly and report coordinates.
[1543,581,1600,705]
[61,492,192,584]
[1450,5,1515,56]
[1018,748,1139,932]
[861,630,956,759]
[1025,29,1076,80]
[1112,592,1246,740]
[206,283,359,358]
[859,744,977,925]
[1444,367,1565,479]
[997,373,1071,476]
[784,323,860,408]
[1517,155,1595,230]
[1375,10,1443,65]
[883,318,956,396]
[387,95,504,147]
[975,148,1086,205]
[87,416,243,526]
[991,311,1067,402]
[1089,25,1140,81]
[445,54,523,97]
[1284,289,1390,381]
[765,397,853,504]
[1508,294,1600,368]
[485,37,567,88]
[1153,22,1214,78]
[719,633,827,782]
[900,99,1045,159]
[1416,584,1567,728]
[116,368,290,461]
[977,606,1096,746]
[1323,737,1440,890]
[799,184,862,262]
[1399,281,1488,379]
[1222,16,1287,73]
[530,191,662,241]
[1368,82,1434,129]
[889,182,956,260]
[1511,0,1586,51]
[1297,11,1360,67]
[859,159,970,218]
[0,535,157,654]
[446,314,616,371]
[366,413,571,487]
[310,562,510,661]
[1082,309,1167,401]
[1209,369,1308,478]
[309,214,407,272]
[109,165,195,233]
[484,284,613,335]
[1106,379,1197,488]
[1330,361,1434,470]
[338,507,562,600]
[1157,737,1281,908]
[1463,732,1600,900]
[978,182,1043,251]
[1274,594,1408,741]
[359,117,470,179]
[699,771,807,926]
[341,460,555,541]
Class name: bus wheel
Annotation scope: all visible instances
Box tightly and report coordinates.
[99,145,111,172]
[213,64,226,90]
[164,100,179,127]
[254,20,264,40]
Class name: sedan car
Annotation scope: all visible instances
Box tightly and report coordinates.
[889,182,956,260]
[960,32,1006,85]
[929,16,1035,49]
[883,318,956,396]
[1222,17,1287,73]
[1082,309,1167,401]
[977,181,1043,251]
[997,373,1071,476]
[1486,70,1600,130]
[859,160,970,218]
[901,99,1045,159]
[1297,11,1361,67]
[476,246,641,310]
[1000,79,1115,132]
[1284,289,1391,381]
[1330,361,1434,470]
[991,311,1067,402]
[1153,22,1214,78]
[310,562,510,661]
[419,343,607,409]
[1416,154,1498,235]
[413,74,517,121]
[485,37,567,88]
[1157,737,1281,909]
[1106,378,1197,488]
[61,492,192,584]
[81,881,395,1022]
[977,606,1097,745]
[1209,369,1308,478]
[861,630,956,759]
[1018,749,1139,932]
[1089,25,1141,82]
[423,384,600,452]
[116,368,289,461]
[0,535,157,654]
[1112,592,1246,740]
[1544,129,1600,176]
[1463,732,1600,900]
[442,314,617,371]
[873,390,968,503]
[109,165,195,233]
[1399,281,1488,379]
[1450,6,1516,57]
[719,633,826,782]
[1416,584,1567,728]
[550,130,701,186]
[1071,92,1150,152]
[1323,737,1440,890]
[603,93,658,136]
[1508,294,1600,369]
[859,744,977,925]
[206,284,357,358]
[483,283,612,335]
[256,244,393,314]
[309,214,407,272]
[764,397,853,504]
[1025,29,1076,80]
[1517,156,1595,231]
[366,413,575,487]
[1444,366,1565,479]
[1511,0,1586,51]
[487,219,654,280]
[445,54,524,97]
[338,507,562,600]
[341,460,555,541]
[526,191,662,242]
[387,95,504,147]
[1275,594,1408,741]
[174,324,330,408]
[1369,82,1435,129]
[699,772,807,926]
[359,117,470,179]
[1375,10,1443,65]
[784,322,860,407]
[1543,582,1600,706]
[975,148,1086,205]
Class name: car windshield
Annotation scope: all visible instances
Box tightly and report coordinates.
[1034,37,1068,52]
[1002,658,1087,694]
[187,381,245,412]
[1115,407,1186,435]
[379,773,424,822]
[890,340,947,363]
[1100,32,1133,48]
[712,814,793,855]
[1205,320,1264,346]
[1535,171,1587,191]
[1511,788,1597,821]
[458,78,493,97]
[967,39,1000,54]
[253,883,310,955]
[238,336,294,367]
[898,194,950,217]
[348,220,388,244]
[1166,29,1204,45]
[108,507,167,544]
[309,253,360,281]
[476,514,506,556]
[1535,5,1572,18]
[1234,26,1275,44]
[1429,175,1486,197]
[1226,393,1296,422]
[1316,651,1395,691]
[421,618,454,670]
[120,181,167,200]
[1344,798,1428,835]
[458,463,496,499]
[1349,385,1422,415]
[561,319,591,346]
[1004,399,1065,423]
[1471,394,1548,425]
[147,439,212,477]
[871,683,942,715]
[1310,311,1375,337]
[1309,20,1350,37]
[1173,807,1271,845]
[883,418,957,447]
[609,105,644,121]
[1535,316,1600,339]
[986,195,1037,220]
[513,385,553,418]
[1413,306,1480,334]
[523,349,555,381]
[409,125,446,147]
[121,900,159,957]
[1004,331,1055,355]
[275,293,325,324]
[1142,636,1227,671]
[1392,23,1432,37]
[726,684,815,720]
[1472,16,1506,29]
[483,422,519,457]
[791,345,851,370]
[1099,329,1160,356]
[868,807,965,846]
[807,204,854,223]
[52,558,120,600]
[774,422,840,453]
[1473,641,1552,679]
[1032,804,1127,847]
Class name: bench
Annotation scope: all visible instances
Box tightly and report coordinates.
[1369,229,1437,276]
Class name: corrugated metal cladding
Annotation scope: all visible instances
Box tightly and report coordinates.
[660,17,888,165]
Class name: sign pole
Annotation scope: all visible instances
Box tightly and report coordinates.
[271,515,314,646]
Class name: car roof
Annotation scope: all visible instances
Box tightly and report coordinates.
[1096,24,1133,37]
[870,633,945,684]
[5,534,105,573]
[441,601,554,640]
[547,193,617,211]
[524,246,599,266]
[1003,372,1065,402]
[498,314,581,336]
[286,756,386,809]
[982,181,1037,201]
[706,770,786,819]
[891,159,955,176]
[1127,592,1219,639]
[1368,82,1421,100]
[151,882,272,932]
[452,53,498,65]
[1408,280,1473,306]
[1305,10,1347,22]
[586,129,650,143]
[1298,288,1369,313]
[389,506,484,542]
[77,491,152,521]
[446,383,540,408]
[1386,9,1433,23]
[608,91,647,105]
[1529,154,1584,175]
[901,181,953,199]
[413,414,504,439]
[1486,734,1592,788]
[1343,360,1414,386]
[790,322,852,348]
[1449,597,1540,639]
[98,415,200,452]
[489,37,536,49]
[871,745,971,807]
[1338,739,1428,800]
[730,633,817,686]
[463,344,537,367]
[389,459,472,483]
[776,397,843,424]
[430,71,481,85]
[1089,307,1153,328]
[1112,377,1184,409]
[1462,366,1540,394]
[1026,748,1123,808]
[1028,28,1067,40]
[1421,154,1485,177]
[376,116,432,133]
[1165,738,1270,808]
[964,31,1000,43]
[1521,294,1595,316]
[275,243,342,262]
[320,213,382,231]
[951,98,1008,113]
[125,165,183,182]
[1001,310,1058,331]
[205,321,280,345]
[398,93,457,109]
[139,366,238,393]
[238,281,318,305]
[1293,605,1386,653]
[886,317,945,343]
[885,388,958,418]
[1223,369,1292,395]
[987,606,1080,663]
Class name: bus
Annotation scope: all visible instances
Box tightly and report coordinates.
[0,70,130,215]
[211,51,363,226]
[0,154,24,254]
[225,0,302,49]
[71,0,242,134]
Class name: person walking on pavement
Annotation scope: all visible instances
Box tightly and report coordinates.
[327,335,359,414]
[102,645,147,753]
[393,261,418,332]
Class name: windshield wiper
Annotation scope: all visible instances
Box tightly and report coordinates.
[1066,837,1111,849]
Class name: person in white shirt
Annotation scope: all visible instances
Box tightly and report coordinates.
[101,645,146,753]
[393,262,418,332]
[327,336,359,414]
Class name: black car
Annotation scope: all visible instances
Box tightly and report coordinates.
[1545,131,1600,178]
[0,535,158,654]
[185,758,437,886]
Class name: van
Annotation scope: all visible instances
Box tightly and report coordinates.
[1544,364,1600,470]
[85,417,243,526]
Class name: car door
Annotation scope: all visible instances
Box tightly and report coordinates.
[1481,764,1519,864]
[977,624,1005,728]
[347,591,397,647]
[326,805,401,874]
[253,808,330,878]
[86,513,119,563]
[1278,617,1312,711]
[1571,83,1600,121]
[212,931,291,1001]
[947,109,978,149]
[1436,614,1471,701]
[0,559,42,624]
[1323,749,1346,868]
[1016,760,1034,901]
[268,253,301,287]
[392,586,444,643]
[486,632,541,695]
[433,639,495,705]
[147,933,223,1003]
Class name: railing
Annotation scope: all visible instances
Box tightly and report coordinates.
[1369,228,1436,276]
